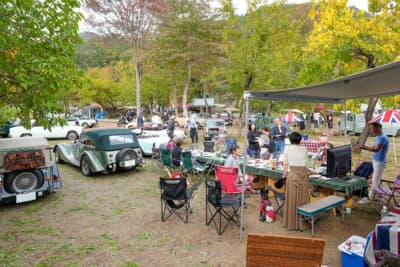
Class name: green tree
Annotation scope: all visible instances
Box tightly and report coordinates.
[0,0,83,127]
[299,0,400,143]
[154,0,222,118]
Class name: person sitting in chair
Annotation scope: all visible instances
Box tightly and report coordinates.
[172,139,183,168]
[312,143,333,163]
[166,135,177,152]
[224,145,243,182]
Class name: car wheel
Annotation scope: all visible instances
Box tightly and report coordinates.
[5,169,44,193]
[80,155,92,176]
[117,148,138,171]
[66,131,78,140]
[81,122,89,128]
[20,133,32,137]
[55,147,64,163]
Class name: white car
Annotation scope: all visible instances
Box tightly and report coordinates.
[10,123,83,140]
[129,127,186,140]
[66,116,97,128]
[136,131,170,156]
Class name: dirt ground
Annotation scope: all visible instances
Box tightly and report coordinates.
[0,121,391,267]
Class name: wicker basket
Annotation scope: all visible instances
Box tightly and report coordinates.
[246,233,326,267]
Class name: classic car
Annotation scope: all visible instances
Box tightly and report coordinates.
[204,118,227,141]
[54,129,144,176]
[0,137,62,204]
[9,121,83,140]
[128,124,186,140]
[136,130,171,156]
[66,115,97,128]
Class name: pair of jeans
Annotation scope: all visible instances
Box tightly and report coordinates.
[273,140,285,159]
[189,127,197,143]
[313,120,319,128]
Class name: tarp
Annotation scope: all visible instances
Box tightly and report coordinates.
[244,61,400,103]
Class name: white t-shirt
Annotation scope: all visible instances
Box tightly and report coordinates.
[283,145,308,167]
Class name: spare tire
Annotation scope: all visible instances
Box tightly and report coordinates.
[117,148,138,171]
[5,169,44,193]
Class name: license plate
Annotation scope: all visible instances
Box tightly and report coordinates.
[124,159,136,167]
[16,192,36,203]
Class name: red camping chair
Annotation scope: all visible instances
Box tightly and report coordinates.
[215,165,255,194]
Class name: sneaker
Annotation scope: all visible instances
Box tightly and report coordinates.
[358,197,370,205]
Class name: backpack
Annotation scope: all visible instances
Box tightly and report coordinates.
[354,162,373,178]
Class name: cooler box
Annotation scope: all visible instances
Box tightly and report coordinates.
[338,235,367,267]
[301,134,308,140]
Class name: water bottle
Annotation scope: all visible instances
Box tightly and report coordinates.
[381,205,388,219]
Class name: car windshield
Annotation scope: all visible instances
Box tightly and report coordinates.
[206,120,224,127]
[109,135,135,145]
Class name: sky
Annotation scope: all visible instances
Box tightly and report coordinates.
[79,0,370,32]
[230,0,369,14]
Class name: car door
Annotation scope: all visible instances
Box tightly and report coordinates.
[73,136,88,161]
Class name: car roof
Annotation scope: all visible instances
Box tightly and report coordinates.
[0,137,50,152]
[81,129,139,150]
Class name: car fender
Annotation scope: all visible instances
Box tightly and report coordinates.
[55,144,79,166]
[82,151,106,173]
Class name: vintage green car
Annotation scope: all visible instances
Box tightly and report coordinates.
[54,129,144,176]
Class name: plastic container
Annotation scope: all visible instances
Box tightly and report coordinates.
[301,134,309,141]
[338,235,367,267]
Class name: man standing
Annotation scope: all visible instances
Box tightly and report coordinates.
[137,111,144,135]
[357,122,389,204]
[271,118,287,159]
[327,113,333,129]
[167,115,175,139]
[313,112,320,128]
[188,112,198,144]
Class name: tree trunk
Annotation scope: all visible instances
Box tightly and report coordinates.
[170,82,178,109]
[203,83,208,114]
[182,64,191,118]
[135,61,142,114]
[357,96,379,144]
[268,101,274,116]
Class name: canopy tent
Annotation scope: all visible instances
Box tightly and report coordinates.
[239,60,400,240]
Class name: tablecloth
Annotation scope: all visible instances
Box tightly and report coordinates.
[309,176,369,196]
[300,140,328,153]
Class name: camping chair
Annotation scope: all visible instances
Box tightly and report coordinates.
[215,165,250,194]
[225,138,238,154]
[181,151,210,184]
[246,233,326,267]
[205,178,242,235]
[265,178,286,215]
[160,178,198,223]
[372,176,400,207]
[203,141,215,153]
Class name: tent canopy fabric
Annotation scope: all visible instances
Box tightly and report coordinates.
[244,61,400,103]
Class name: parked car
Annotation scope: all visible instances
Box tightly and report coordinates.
[54,129,144,176]
[67,115,97,128]
[128,123,186,140]
[204,118,227,141]
[340,113,400,136]
[0,119,21,138]
[0,137,62,204]
[137,131,170,156]
[9,121,83,140]
[217,112,233,126]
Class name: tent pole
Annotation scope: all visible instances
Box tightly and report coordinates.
[240,97,249,241]
[393,136,399,166]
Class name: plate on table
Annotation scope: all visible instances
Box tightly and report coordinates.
[202,152,214,157]
[309,174,322,179]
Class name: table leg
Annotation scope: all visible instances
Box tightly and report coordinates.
[344,194,353,208]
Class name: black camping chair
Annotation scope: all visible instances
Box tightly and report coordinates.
[265,178,286,215]
[205,178,242,235]
[203,141,215,153]
[160,178,198,223]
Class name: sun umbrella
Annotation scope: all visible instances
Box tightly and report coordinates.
[369,109,400,123]
[285,112,303,123]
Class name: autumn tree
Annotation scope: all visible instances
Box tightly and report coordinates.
[84,0,167,113]
[0,0,82,127]
[154,0,221,118]
[300,0,400,144]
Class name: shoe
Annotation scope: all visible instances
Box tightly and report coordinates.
[358,197,370,205]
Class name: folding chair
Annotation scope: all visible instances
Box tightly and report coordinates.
[205,178,242,235]
[246,233,325,267]
[181,151,209,184]
[372,176,400,207]
[225,138,238,154]
[215,165,248,194]
[265,178,286,215]
[160,178,198,223]
[151,145,163,175]
[203,141,215,153]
